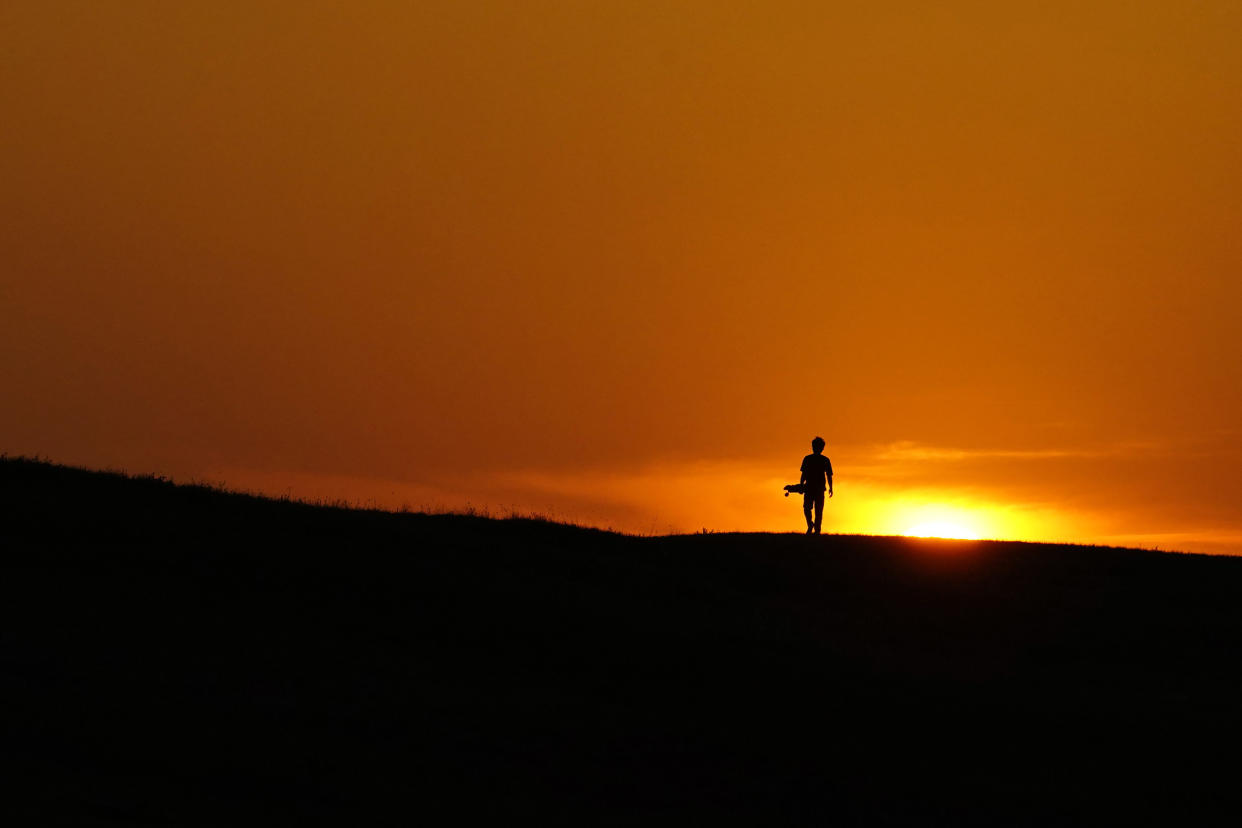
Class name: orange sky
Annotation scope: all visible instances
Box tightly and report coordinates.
[3,1,1241,552]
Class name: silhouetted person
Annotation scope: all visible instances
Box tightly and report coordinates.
[800,437,833,535]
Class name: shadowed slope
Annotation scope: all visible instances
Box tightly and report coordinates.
[2,457,1241,824]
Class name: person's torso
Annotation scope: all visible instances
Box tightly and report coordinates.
[802,454,831,489]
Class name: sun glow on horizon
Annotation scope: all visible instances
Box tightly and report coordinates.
[902,521,982,540]
[891,503,995,541]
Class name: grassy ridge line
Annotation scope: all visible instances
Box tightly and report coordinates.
[0,454,612,545]
[0,454,1180,557]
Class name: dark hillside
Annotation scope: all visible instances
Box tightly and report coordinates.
[3,457,1241,824]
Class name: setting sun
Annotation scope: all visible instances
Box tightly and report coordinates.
[892,504,992,540]
[903,522,981,540]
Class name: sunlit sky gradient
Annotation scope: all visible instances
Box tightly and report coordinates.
[4,2,1241,552]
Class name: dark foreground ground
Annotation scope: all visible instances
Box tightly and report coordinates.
[2,457,1241,824]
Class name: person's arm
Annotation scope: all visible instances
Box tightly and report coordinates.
[827,460,834,498]
[800,458,808,486]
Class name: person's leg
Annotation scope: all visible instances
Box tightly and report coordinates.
[813,492,825,534]
[802,492,815,533]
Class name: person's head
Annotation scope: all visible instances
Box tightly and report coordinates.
[811,436,825,454]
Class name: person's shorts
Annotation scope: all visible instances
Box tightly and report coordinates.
[802,489,825,509]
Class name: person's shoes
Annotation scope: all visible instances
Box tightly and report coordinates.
[806,527,815,535]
